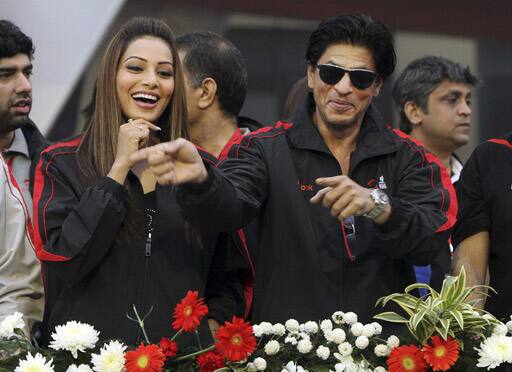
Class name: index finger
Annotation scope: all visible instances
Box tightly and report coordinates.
[316,175,347,187]
[132,119,162,131]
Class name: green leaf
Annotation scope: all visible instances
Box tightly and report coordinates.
[449,310,464,330]
[373,312,409,323]
[410,307,428,331]
[404,282,432,294]
[436,318,451,340]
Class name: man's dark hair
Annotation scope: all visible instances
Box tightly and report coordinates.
[393,56,479,133]
[306,14,396,81]
[176,31,247,117]
[0,20,34,60]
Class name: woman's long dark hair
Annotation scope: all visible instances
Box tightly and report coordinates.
[77,17,189,241]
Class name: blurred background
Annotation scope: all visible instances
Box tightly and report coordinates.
[2,0,512,160]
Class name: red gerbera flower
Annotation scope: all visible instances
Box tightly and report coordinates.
[196,350,226,372]
[125,343,165,372]
[172,290,209,332]
[159,337,178,359]
[387,345,427,372]
[422,336,460,371]
[214,316,256,362]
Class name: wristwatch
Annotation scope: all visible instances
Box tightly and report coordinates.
[364,188,389,220]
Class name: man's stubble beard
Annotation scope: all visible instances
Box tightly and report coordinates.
[320,109,364,138]
[0,109,30,136]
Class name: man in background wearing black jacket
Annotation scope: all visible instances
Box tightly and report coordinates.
[393,56,477,292]
[133,15,456,325]
[177,32,259,328]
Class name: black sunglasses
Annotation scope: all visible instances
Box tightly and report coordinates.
[317,64,377,90]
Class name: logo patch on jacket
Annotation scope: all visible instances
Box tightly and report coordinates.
[298,181,314,192]
[378,175,387,190]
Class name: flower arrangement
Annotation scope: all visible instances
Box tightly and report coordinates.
[2,270,512,371]
[0,290,256,371]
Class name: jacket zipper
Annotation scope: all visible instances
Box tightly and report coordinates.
[136,230,152,342]
[340,222,356,261]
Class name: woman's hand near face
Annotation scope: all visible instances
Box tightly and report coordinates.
[130,139,208,186]
[108,118,161,185]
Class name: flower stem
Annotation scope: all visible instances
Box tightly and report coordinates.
[195,330,203,349]
[171,328,182,341]
[132,305,151,344]
[173,344,216,362]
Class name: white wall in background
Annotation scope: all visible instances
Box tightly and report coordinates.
[0,0,126,134]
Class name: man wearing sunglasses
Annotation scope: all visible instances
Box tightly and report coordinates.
[133,15,456,325]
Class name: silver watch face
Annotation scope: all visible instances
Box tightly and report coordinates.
[365,189,389,220]
[371,189,389,206]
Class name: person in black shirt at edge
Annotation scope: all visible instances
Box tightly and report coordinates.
[451,133,512,321]
[32,17,244,346]
[132,15,456,325]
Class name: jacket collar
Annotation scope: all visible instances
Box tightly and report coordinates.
[20,119,50,162]
[287,94,399,162]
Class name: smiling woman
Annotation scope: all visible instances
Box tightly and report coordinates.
[31,17,245,347]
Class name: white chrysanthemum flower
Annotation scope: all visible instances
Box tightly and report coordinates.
[386,335,400,349]
[332,311,345,325]
[476,334,512,369]
[493,323,509,336]
[247,362,258,372]
[49,321,99,359]
[285,332,299,345]
[374,367,387,372]
[371,322,382,336]
[299,332,310,341]
[374,344,390,357]
[350,322,364,336]
[285,336,298,345]
[297,338,313,353]
[0,312,25,338]
[321,319,333,332]
[343,312,357,325]
[91,340,126,372]
[264,340,280,355]
[362,324,375,338]
[253,324,263,337]
[259,322,273,335]
[254,357,267,371]
[506,320,512,334]
[66,364,93,372]
[285,319,300,332]
[355,336,369,349]
[333,354,355,371]
[304,321,319,334]
[338,342,353,356]
[282,361,308,372]
[316,345,330,360]
[15,352,54,372]
[329,328,346,344]
[272,323,286,336]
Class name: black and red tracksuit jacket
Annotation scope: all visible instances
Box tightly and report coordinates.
[200,123,258,320]
[31,137,245,345]
[452,133,512,321]
[177,101,457,325]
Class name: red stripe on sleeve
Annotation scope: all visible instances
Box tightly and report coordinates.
[392,129,457,232]
[32,138,81,262]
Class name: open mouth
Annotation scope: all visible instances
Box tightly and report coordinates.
[131,92,160,104]
[11,99,31,113]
